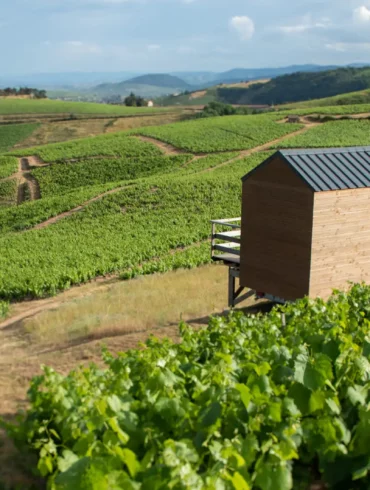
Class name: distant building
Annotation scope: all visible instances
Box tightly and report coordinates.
[147,100,154,107]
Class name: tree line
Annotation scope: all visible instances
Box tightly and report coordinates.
[0,87,47,99]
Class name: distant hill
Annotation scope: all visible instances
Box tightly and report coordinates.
[92,74,190,98]
[217,67,370,106]
[125,74,190,89]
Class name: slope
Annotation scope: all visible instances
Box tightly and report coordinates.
[218,66,370,105]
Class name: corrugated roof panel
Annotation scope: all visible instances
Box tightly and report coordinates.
[242,146,370,192]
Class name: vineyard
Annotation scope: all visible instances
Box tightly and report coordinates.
[0,154,264,299]
[4,285,370,489]
[280,104,370,115]
[0,155,18,179]
[0,178,18,208]
[273,120,370,149]
[137,115,302,152]
[2,100,370,490]
[0,123,39,153]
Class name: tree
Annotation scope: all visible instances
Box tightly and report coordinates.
[124,92,147,107]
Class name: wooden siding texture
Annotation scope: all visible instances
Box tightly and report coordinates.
[310,187,370,299]
[240,157,314,300]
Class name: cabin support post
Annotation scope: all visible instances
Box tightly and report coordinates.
[228,266,253,307]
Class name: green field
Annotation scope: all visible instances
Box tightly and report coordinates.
[278,104,370,116]
[0,123,39,153]
[3,106,370,299]
[0,98,170,115]
[0,178,17,207]
[0,155,18,179]
[12,131,165,162]
[274,120,370,148]
[137,115,302,152]
[32,154,193,197]
[0,153,262,299]
[285,88,370,108]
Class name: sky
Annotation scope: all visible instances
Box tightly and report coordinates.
[2,0,370,75]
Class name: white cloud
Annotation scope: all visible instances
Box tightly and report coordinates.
[353,6,370,23]
[326,42,370,52]
[147,44,160,51]
[278,15,331,34]
[229,16,255,41]
[61,41,103,55]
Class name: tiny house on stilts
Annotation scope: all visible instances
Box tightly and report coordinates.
[212,147,370,306]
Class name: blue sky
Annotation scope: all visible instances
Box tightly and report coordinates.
[3,0,370,74]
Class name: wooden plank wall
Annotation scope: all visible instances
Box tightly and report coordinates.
[240,157,314,300]
[310,187,370,299]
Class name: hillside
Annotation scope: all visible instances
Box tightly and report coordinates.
[217,66,370,105]
[158,80,269,107]
[285,88,370,108]
[2,104,370,488]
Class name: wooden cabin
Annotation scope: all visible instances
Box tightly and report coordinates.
[240,147,370,301]
[211,147,370,305]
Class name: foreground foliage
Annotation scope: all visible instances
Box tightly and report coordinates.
[4,284,370,489]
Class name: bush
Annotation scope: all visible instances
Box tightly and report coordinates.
[4,284,370,489]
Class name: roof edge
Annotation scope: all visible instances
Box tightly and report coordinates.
[241,150,317,191]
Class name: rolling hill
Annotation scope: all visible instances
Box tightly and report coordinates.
[217,66,370,106]
[93,74,190,98]
[285,88,370,108]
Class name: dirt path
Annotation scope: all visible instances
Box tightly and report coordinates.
[136,135,187,155]
[33,183,133,230]
[16,158,41,204]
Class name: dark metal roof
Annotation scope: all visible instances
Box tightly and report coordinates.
[242,147,370,192]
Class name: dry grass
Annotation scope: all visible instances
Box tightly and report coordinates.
[23,265,229,346]
[12,112,188,148]
[189,90,208,100]
[221,78,271,88]
[13,118,113,148]
[0,264,262,487]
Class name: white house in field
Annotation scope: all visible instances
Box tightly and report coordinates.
[147,100,154,107]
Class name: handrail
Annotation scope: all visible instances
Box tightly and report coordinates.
[211,217,241,262]
[210,217,241,224]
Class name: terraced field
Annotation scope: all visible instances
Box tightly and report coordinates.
[0,108,369,301]
[137,115,303,152]
[0,123,39,153]
[273,120,370,148]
